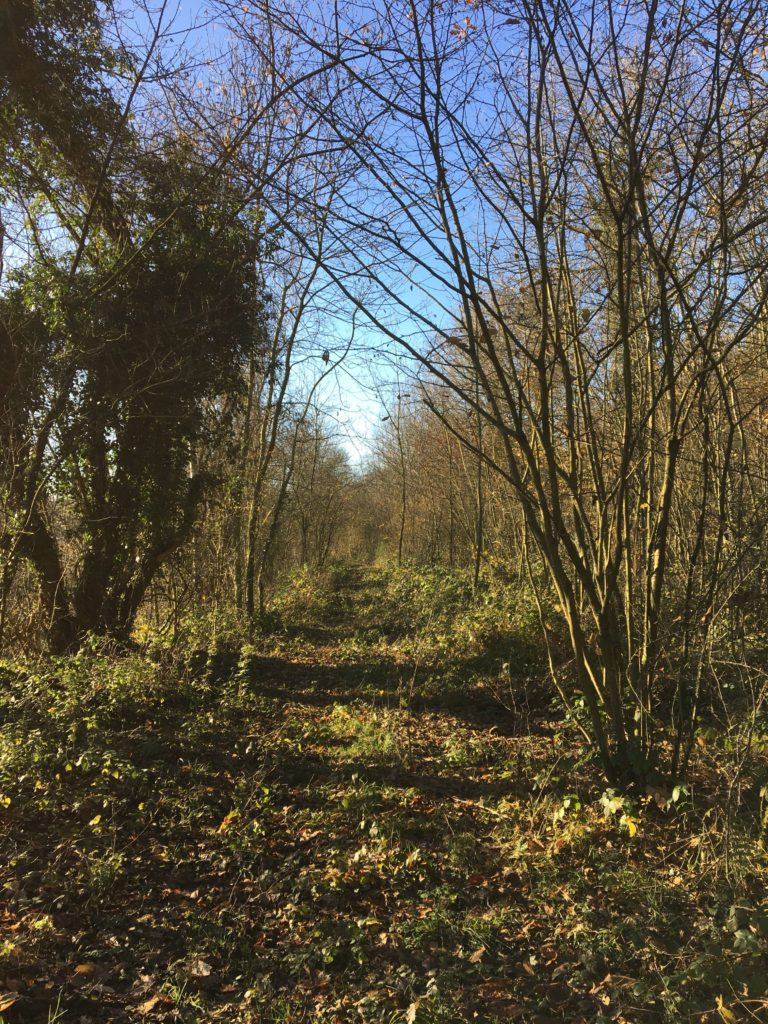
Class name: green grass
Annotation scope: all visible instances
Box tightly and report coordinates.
[0,567,766,1022]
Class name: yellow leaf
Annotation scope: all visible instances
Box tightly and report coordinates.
[88,814,102,826]
[406,1000,421,1024]
[716,996,737,1023]
[0,994,19,1012]
[139,994,160,1014]
[217,809,240,833]
[621,814,639,837]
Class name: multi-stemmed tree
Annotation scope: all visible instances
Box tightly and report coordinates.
[229,0,768,782]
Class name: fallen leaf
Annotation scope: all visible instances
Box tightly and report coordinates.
[71,963,102,987]
[138,993,173,1014]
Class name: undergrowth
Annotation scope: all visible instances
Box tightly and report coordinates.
[0,566,767,1023]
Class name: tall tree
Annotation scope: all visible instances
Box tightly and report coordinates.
[0,2,270,650]
[1,144,267,649]
[231,0,768,782]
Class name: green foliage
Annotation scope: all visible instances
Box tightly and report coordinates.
[0,0,122,215]
[141,604,255,655]
[271,564,352,626]
[380,565,545,661]
[379,565,475,629]
[324,704,403,765]
[2,145,268,645]
[1,0,271,651]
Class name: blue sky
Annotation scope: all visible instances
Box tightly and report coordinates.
[115,0,408,464]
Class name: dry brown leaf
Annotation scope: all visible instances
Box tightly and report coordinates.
[71,963,102,987]
[0,994,18,1013]
[138,993,172,1014]
[405,1000,420,1023]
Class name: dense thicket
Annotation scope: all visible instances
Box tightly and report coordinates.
[0,0,269,650]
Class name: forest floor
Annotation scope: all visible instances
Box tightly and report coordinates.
[1,566,767,1023]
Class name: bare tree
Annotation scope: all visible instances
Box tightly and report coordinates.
[227,0,768,782]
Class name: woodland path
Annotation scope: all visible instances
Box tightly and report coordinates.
[0,568,758,1023]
